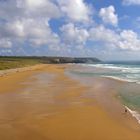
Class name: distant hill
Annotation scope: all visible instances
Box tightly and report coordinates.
[0,56,101,70]
[0,56,101,64]
[40,57,101,64]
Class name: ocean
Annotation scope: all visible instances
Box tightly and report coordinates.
[84,61,140,83]
[69,61,140,124]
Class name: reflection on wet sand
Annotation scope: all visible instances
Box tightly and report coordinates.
[0,64,140,140]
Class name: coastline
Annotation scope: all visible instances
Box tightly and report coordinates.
[68,64,140,126]
[100,76,140,125]
[0,64,140,139]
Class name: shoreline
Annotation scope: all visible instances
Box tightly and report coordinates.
[0,63,140,125]
[0,64,140,139]
[101,76,140,126]
[68,64,140,126]
[73,63,140,84]
[102,75,140,84]
[66,65,140,128]
[125,106,140,124]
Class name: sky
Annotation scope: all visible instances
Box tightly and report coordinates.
[1,0,140,60]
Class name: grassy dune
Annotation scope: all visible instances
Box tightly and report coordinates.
[0,56,100,70]
[0,57,41,70]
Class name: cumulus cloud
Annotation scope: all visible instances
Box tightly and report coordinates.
[60,23,89,45]
[99,5,118,26]
[0,0,93,55]
[89,25,119,43]
[0,0,61,53]
[0,39,12,48]
[6,20,25,38]
[19,0,61,19]
[57,0,92,22]
[119,30,140,50]
[89,25,140,51]
[122,0,140,5]
[0,18,60,47]
[24,19,60,47]
[0,0,140,56]
[60,22,140,53]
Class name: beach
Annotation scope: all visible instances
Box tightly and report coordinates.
[0,64,140,140]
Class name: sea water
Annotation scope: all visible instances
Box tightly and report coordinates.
[84,61,140,83]
[70,61,140,124]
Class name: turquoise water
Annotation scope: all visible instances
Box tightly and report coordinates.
[118,83,140,110]
[83,62,140,83]
[70,62,140,123]
[80,62,140,106]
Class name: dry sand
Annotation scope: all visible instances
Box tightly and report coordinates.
[0,64,46,93]
[0,64,140,140]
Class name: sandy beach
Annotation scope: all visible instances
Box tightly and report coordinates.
[0,64,140,140]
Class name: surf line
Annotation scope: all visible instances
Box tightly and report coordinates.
[125,106,140,124]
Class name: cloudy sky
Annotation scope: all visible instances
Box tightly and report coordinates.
[1,0,140,60]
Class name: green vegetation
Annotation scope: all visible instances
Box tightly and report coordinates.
[0,57,41,70]
[0,56,101,70]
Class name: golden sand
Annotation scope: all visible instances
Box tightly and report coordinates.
[0,64,46,93]
[0,64,140,140]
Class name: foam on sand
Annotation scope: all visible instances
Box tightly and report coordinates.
[125,106,140,124]
[101,75,137,83]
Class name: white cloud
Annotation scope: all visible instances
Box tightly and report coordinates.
[60,23,89,45]
[99,5,118,26]
[89,25,119,43]
[0,39,12,48]
[18,0,61,19]
[57,0,92,22]
[0,0,140,57]
[89,25,140,51]
[123,0,140,5]
[0,0,61,52]
[25,0,47,8]
[119,30,140,50]
[0,18,60,51]
[25,19,60,47]
[0,0,93,55]
[6,20,25,38]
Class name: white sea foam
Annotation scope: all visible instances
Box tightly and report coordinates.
[82,63,140,84]
[125,106,140,124]
[79,63,140,124]
[89,64,127,70]
[101,75,138,83]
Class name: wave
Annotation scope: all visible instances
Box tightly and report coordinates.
[101,76,138,83]
[75,64,140,125]
[125,106,140,124]
[81,63,140,84]
[89,64,140,72]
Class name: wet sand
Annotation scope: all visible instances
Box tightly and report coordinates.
[0,64,140,140]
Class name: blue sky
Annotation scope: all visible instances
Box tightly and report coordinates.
[1,0,140,60]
